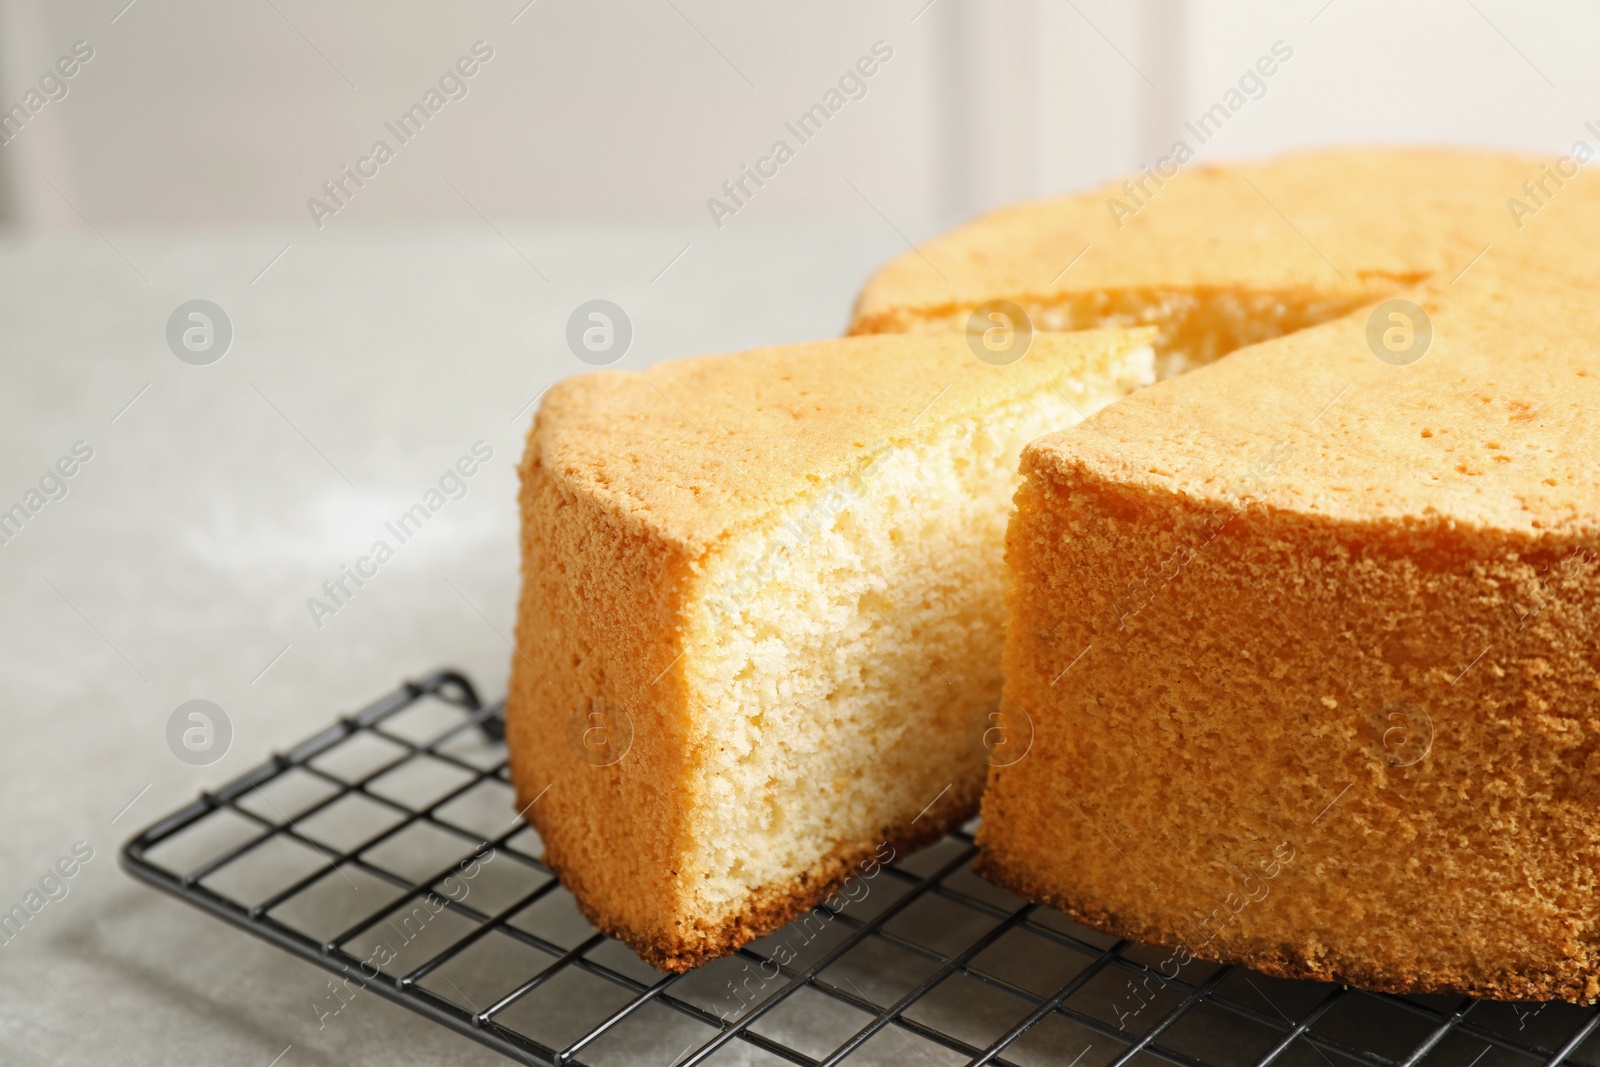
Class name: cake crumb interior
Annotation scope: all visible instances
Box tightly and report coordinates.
[677,349,1153,928]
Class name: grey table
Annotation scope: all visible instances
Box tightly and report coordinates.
[0,222,904,1066]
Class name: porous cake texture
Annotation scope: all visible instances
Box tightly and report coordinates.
[505,332,1154,971]
[856,146,1600,1000]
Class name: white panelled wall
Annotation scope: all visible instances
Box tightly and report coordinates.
[0,0,1595,231]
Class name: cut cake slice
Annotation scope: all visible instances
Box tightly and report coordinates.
[505,330,1154,970]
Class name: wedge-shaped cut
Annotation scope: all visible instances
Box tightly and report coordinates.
[849,147,1535,378]
[505,331,1154,970]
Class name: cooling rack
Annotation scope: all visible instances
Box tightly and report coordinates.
[122,669,1600,1067]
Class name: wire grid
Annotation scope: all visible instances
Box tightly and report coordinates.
[121,670,1600,1067]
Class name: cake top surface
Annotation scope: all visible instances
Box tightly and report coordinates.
[851,146,1536,330]
[1023,186,1600,539]
[530,331,1149,554]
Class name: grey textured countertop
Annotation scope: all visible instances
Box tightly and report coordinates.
[0,223,904,1065]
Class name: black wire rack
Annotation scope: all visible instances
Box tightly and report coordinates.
[122,669,1600,1067]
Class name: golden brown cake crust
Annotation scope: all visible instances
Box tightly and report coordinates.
[507,448,696,957]
[976,165,1600,1003]
[528,332,1145,554]
[974,851,1600,1003]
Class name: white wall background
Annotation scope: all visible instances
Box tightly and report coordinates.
[1,0,1593,235]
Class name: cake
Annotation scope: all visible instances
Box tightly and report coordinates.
[855,147,1600,1000]
[504,331,1155,971]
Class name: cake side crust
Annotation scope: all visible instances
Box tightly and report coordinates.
[979,444,1600,1004]
[505,427,698,954]
[973,849,1600,1004]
